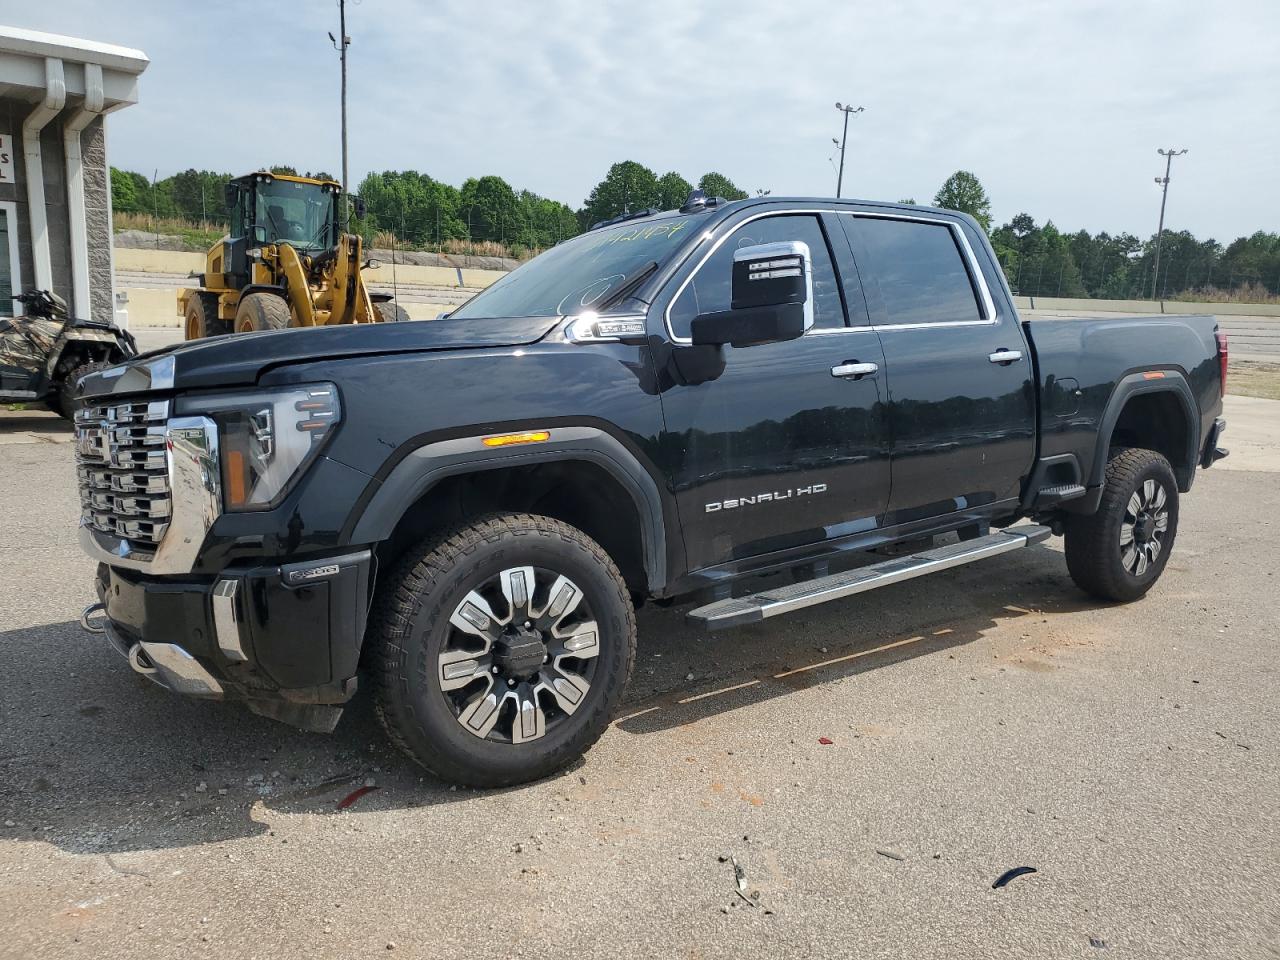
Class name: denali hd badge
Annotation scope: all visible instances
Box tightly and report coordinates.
[705,483,827,512]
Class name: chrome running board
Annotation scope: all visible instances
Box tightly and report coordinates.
[687,525,1053,631]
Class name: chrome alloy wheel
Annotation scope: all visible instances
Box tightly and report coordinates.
[437,567,600,744]
[1120,478,1170,576]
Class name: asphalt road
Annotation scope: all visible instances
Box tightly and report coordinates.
[1,403,1277,959]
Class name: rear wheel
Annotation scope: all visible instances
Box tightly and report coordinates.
[374,300,410,323]
[234,292,291,333]
[1064,447,1179,602]
[370,513,636,787]
[184,293,228,340]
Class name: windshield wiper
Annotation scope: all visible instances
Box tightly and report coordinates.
[593,260,659,313]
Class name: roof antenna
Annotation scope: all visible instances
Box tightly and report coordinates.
[680,189,708,213]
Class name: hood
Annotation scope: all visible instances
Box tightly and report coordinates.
[80,315,563,396]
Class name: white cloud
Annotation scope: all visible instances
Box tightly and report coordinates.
[11,0,1280,238]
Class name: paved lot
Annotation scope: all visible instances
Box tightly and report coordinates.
[0,395,1277,959]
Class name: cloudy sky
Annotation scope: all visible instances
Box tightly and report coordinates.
[12,0,1279,240]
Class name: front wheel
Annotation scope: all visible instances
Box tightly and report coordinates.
[374,300,410,323]
[370,513,637,787]
[234,292,291,333]
[1064,447,1179,602]
[49,359,110,419]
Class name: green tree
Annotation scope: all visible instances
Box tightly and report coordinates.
[109,167,151,215]
[932,170,992,232]
[169,169,232,224]
[697,171,748,201]
[459,175,519,244]
[581,161,661,226]
[656,171,693,210]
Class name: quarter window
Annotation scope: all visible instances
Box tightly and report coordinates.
[847,218,983,325]
[669,214,846,338]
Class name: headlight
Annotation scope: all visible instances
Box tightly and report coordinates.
[184,383,341,511]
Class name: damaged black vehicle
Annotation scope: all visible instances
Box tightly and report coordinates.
[75,193,1227,786]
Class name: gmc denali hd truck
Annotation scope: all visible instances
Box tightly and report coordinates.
[75,193,1229,786]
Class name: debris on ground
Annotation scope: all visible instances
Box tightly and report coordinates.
[724,856,765,910]
[992,866,1038,889]
[1089,935,1108,949]
[876,849,905,862]
[336,785,379,810]
[818,737,834,745]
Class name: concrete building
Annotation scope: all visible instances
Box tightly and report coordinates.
[0,26,147,323]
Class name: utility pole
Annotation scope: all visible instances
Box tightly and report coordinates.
[832,102,864,198]
[1150,147,1187,300]
[329,0,351,210]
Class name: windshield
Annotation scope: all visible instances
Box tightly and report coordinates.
[449,214,700,319]
[255,179,336,250]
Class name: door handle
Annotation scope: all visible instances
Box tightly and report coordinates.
[831,361,878,379]
[988,349,1023,365]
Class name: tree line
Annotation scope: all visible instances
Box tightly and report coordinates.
[110,163,1276,301]
[109,161,751,255]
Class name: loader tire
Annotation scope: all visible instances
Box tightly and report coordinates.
[234,292,292,333]
[184,293,228,340]
[375,300,410,323]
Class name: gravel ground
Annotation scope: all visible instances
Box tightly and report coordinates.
[0,401,1277,959]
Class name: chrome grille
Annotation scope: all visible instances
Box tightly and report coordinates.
[75,400,172,545]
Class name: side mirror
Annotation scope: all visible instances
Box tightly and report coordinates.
[224,183,238,211]
[690,240,813,348]
[353,197,368,219]
[363,258,381,270]
[253,225,267,244]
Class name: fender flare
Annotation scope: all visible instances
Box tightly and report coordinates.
[1090,370,1199,490]
[347,426,668,588]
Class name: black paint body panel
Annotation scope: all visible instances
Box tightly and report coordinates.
[78,197,1225,709]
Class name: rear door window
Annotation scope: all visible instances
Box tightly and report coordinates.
[845,217,983,325]
[668,214,847,338]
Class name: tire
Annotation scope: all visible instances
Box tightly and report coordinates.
[184,293,228,340]
[374,300,410,323]
[370,513,637,787]
[234,292,292,333]
[1064,447,1179,602]
[48,359,111,419]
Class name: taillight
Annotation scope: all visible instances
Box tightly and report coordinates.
[1215,330,1228,397]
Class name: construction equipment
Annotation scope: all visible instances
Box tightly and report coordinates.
[179,171,407,340]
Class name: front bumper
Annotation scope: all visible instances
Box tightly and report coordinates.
[82,549,373,731]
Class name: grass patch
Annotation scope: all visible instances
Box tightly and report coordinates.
[1229,360,1280,400]
[1170,282,1280,306]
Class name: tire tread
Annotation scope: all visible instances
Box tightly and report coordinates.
[368,512,636,787]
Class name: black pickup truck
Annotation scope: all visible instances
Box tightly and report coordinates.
[75,194,1229,786]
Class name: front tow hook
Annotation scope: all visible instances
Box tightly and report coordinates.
[80,602,107,634]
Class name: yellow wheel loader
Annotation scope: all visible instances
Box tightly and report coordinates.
[179,171,408,340]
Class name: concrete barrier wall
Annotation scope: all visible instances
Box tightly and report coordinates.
[113,247,508,290]
[115,248,206,274]
[119,287,458,327]
[1018,294,1280,317]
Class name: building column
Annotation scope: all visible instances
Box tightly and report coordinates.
[64,62,104,318]
[21,56,65,294]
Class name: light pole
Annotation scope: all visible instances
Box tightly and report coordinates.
[328,0,351,212]
[1150,147,1187,300]
[833,102,864,198]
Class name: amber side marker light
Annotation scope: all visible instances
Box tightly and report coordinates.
[482,431,551,448]
[1142,370,1167,380]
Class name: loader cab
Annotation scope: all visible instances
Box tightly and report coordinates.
[220,172,341,290]
[225,172,341,253]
